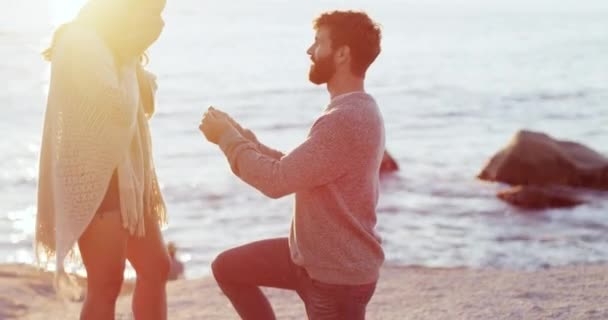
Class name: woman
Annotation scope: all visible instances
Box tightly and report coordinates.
[35,0,170,318]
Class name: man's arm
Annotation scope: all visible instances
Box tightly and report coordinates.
[211,108,285,160]
[237,127,285,161]
[250,137,285,161]
[218,112,355,199]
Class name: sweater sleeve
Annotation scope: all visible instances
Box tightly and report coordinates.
[228,121,285,160]
[253,140,285,160]
[218,110,356,198]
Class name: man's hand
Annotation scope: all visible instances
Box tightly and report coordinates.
[203,107,258,143]
[199,106,234,144]
[208,108,258,143]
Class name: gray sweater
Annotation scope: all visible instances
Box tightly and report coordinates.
[218,92,385,285]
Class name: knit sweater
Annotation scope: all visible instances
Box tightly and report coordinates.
[218,92,385,285]
[35,24,166,276]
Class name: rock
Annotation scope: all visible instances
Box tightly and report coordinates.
[478,130,608,190]
[497,186,584,209]
[380,150,399,173]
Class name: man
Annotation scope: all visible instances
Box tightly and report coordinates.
[199,10,385,320]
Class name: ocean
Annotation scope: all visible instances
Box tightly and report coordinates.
[1,0,607,278]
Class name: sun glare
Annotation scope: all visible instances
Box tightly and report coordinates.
[49,0,87,27]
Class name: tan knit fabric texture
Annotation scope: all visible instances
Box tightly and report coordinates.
[35,25,167,277]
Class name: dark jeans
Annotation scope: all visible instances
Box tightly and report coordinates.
[211,238,376,320]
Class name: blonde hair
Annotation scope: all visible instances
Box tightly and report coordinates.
[42,24,70,61]
[42,0,147,64]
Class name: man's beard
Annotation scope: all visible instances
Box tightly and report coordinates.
[308,54,336,85]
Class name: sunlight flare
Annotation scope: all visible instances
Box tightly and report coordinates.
[49,0,87,26]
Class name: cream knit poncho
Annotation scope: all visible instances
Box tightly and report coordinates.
[35,25,167,281]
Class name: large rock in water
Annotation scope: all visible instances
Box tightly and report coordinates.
[478,130,608,190]
[380,150,399,173]
[497,186,584,209]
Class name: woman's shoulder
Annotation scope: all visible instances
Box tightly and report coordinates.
[53,23,113,64]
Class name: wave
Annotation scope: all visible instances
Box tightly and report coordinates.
[0,176,37,192]
[503,89,602,103]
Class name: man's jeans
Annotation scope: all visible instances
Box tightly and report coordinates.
[211,238,377,320]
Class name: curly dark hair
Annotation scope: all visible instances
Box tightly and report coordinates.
[313,11,382,77]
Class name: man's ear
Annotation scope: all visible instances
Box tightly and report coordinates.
[335,45,351,65]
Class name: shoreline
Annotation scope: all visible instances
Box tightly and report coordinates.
[1,263,607,319]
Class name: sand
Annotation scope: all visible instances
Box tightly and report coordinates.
[1,263,607,319]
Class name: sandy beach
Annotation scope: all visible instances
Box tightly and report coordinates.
[1,263,606,319]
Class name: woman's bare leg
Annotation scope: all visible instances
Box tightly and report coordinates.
[78,210,128,320]
[127,213,171,320]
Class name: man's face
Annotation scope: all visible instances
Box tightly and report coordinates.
[307,26,336,85]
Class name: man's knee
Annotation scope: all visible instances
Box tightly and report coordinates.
[211,251,231,283]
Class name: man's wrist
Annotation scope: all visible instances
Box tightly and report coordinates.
[218,126,241,147]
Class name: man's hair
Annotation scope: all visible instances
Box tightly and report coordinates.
[313,10,382,77]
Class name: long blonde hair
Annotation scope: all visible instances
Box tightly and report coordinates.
[42,24,70,61]
[42,0,147,64]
